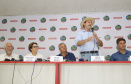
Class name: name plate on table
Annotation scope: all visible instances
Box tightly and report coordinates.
[50,56,63,62]
[91,56,105,61]
[128,56,131,61]
[24,56,36,61]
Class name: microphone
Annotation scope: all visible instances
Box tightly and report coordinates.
[43,59,50,62]
[36,58,42,62]
[79,58,84,61]
[64,59,74,62]
[11,58,16,61]
[91,28,94,32]
[4,58,16,61]
[4,58,10,61]
[79,58,88,61]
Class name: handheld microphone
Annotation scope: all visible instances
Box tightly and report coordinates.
[91,28,94,32]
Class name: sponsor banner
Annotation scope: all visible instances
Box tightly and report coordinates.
[0,12,130,60]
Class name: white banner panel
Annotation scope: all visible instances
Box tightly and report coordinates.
[0,12,131,60]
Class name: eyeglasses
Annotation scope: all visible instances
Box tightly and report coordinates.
[33,46,39,48]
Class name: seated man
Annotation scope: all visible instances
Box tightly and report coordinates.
[110,38,131,61]
[0,42,19,61]
[57,43,76,61]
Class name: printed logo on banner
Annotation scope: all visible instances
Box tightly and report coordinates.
[30,27,35,32]
[105,55,111,61]
[19,55,23,61]
[61,17,66,22]
[104,35,111,41]
[21,18,26,23]
[92,25,99,31]
[115,25,121,30]
[19,36,25,42]
[103,16,110,21]
[126,15,131,20]
[60,36,66,41]
[39,36,45,41]
[10,27,16,33]
[40,18,46,23]
[2,19,7,24]
[71,45,77,51]
[97,44,100,50]
[0,36,5,42]
[50,26,56,32]
[127,34,131,40]
[82,16,87,20]
[71,26,77,31]
[49,45,55,51]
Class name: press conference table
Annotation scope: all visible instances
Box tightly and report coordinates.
[0,61,131,84]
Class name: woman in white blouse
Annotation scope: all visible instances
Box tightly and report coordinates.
[25,42,44,61]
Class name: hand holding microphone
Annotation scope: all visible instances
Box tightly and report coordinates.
[91,28,98,39]
[93,32,99,39]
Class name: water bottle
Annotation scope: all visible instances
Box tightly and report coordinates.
[128,56,130,61]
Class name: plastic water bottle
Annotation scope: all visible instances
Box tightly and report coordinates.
[128,57,130,61]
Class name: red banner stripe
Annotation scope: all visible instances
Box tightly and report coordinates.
[17,47,25,49]
[29,20,37,22]
[19,29,27,31]
[70,18,78,20]
[70,37,75,39]
[113,17,122,19]
[48,38,57,40]
[103,47,113,49]
[10,20,18,22]
[49,19,57,21]
[125,26,131,28]
[59,28,68,30]
[8,38,16,40]
[39,28,47,30]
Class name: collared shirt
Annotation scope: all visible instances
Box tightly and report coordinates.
[57,52,76,61]
[0,53,19,61]
[110,50,131,61]
[75,30,98,52]
[25,53,45,60]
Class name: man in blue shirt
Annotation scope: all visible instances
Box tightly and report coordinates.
[57,43,76,61]
[75,17,103,61]
[110,38,131,61]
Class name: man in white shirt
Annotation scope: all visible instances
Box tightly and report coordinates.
[0,42,19,61]
[75,17,103,61]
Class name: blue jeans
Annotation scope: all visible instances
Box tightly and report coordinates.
[81,53,99,61]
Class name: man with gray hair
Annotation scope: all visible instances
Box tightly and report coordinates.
[0,42,19,61]
[57,43,76,61]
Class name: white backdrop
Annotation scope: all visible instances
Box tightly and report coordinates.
[0,12,131,60]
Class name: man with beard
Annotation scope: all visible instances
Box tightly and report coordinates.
[75,17,103,61]
[0,42,19,61]
[110,38,131,61]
